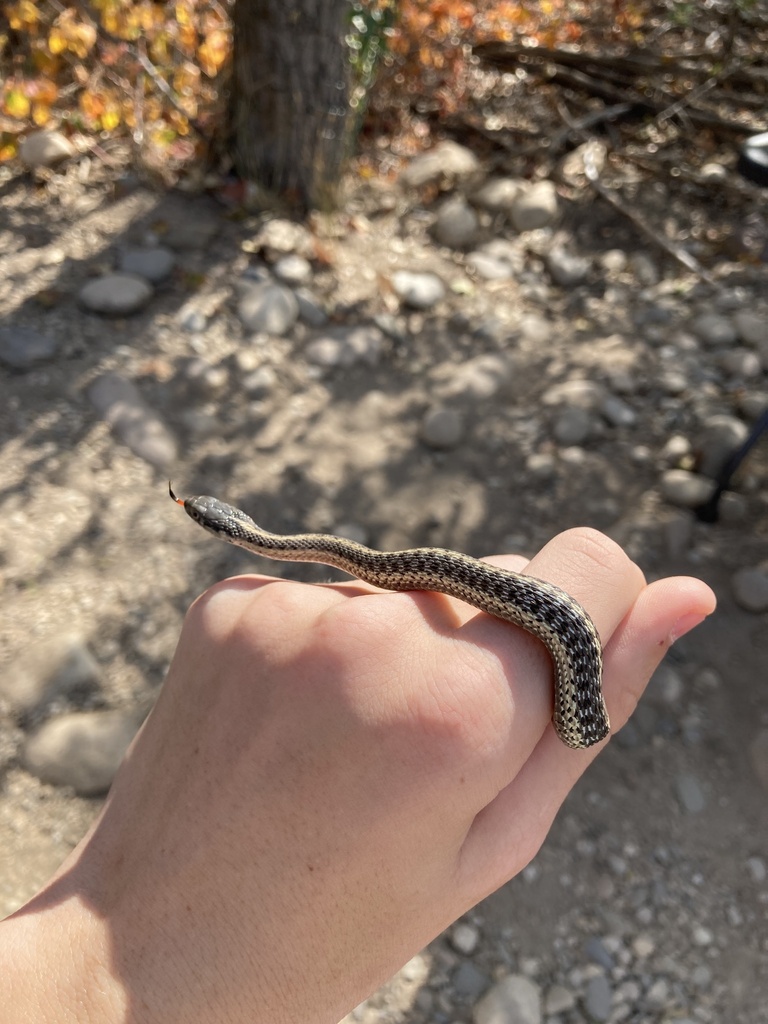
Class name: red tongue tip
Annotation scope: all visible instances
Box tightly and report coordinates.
[168,482,184,506]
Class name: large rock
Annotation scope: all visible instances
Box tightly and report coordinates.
[20,129,74,167]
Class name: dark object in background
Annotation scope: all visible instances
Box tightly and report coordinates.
[696,408,768,523]
[737,131,768,187]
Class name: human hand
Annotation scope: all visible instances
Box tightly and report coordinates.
[2,528,715,1024]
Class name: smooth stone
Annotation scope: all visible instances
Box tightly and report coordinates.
[632,934,656,959]
[273,254,313,286]
[420,407,464,450]
[692,925,713,946]
[237,282,299,335]
[451,922,481,955]
[455,962,491,1000]
[511,181,558,232]
[644,979,670,1010]
[733,310,767,347]
[660,470,715,508]
[747,856,766,882]
[467,251,514,280]
[434,195,479,248]
[0,326,59,369]
[583,975,612,1022]
[179,308,207,333]
[242,365,277,397]
[473,974,542,1024]
[600,394,637,427]
[79,273,153,315]
[544,984,576,1015]
[585,937,614,970]
[691,313,737,347]
[22,709,144,796]
[629,252,660,286]
[292,290,326,328]
[20,129,74,166]
[471,177,524,211]
[749,729,768,792]
[675,773,706,813]
[304,325,383,369]
[731,566,768,612]
[542,379,603,409]
[400,141,480,188]
[546,248,591,288]
[553,407,593,445]
[647,663,684,706]
[88,372,178,469]
[391,271,445,309]
[118,246,175,283]
[446,355,509,399]
[0,635,100,715]
[691,964,713,990]
[718,348,762,378]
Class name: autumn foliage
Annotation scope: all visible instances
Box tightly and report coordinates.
[1,0,651,168]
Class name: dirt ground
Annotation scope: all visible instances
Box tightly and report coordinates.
[0,146,767,1023]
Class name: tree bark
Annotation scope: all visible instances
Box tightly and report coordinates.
[229,0,351,212]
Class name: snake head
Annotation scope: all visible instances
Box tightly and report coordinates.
[170,484,254,539]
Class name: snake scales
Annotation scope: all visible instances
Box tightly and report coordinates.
[171,485,609,749]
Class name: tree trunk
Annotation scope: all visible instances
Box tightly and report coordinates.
[229,0,351,212]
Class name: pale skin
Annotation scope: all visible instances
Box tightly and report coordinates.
[1,527,715,1024]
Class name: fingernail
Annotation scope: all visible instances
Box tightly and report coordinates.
[669,612,708,644]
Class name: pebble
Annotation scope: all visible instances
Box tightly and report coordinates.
[242,365,277,397]
[691,925,714,946]
[660,470,715,508]
[511,181,559,232]
[439,355,509,400]
[544,984,576,1015]
[391,271,446,309]
[295,289,328,326]
[718,348,762,379]
[583,975,612,1022]
[731,566,768,612]
[691,313,737,348]
[546,248,591,288]
[746,856,766,882]
[304,325,383,369]
[451,922,481,956]
[79,273,153,316]
[691,964,712,990]
[542,379,603,409]
[273,254,313,286]
[600,395,636,428]
[434,195,479,248]
[400,141,480,188]
[88,372,178,469]
[675,773,707,814]
[644,978,670,1010]
[467,251,515,281]
[632,934,655,959]
[473,974,542,1024]
[19,128,75,167]
[0,635,100,716]
[237,282,299,335]
[22,709,144,796]
[118,246,175,283]
[696,413,753,477]
[733,310,767,348]
[629,252,660,286]
[647,663,684,706]
[471,177,523,212]
[420,407,465,449]
[178,307,208,333]
[455,962,491,1000]
[584,937,614,970]
[553,407,593,446]
[0,325,60,370]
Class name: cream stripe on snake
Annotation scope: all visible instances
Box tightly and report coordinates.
[171,485,609,749]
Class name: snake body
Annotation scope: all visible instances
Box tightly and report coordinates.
[171,486,609,749]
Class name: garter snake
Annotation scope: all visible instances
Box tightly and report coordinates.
[171,484,609,749]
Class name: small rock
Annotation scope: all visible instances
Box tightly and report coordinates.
[731,566,768,612]
[553,407,593,446]
[273,254,313,286]
[583,975,612,1022]
[511,181,559,232]
[391,271,445,310]
[0,635,100,715]
[644,979,670,1010]
[451,922,481,955]
[0,326,60,370]
[632,934,656,959]
[600,395,636,428]
[471,177,523,212]
[434,195,479,248]
[542,379,603,409]
[118,246,175,283]
[455,962,491,1000]
[747,856,766,882]
[560,140,606,184]
[420,407,464,450]
[179,307,208,333]
[242,365,277,397]
[467,251,515,281]
[691,313,737,348]
[584,937,614,970]
[733,310,767,348]
[400,141,480,188]
[647,663,684,706]
[473,974,542,1024]
[88,373,178,469]
[546,248,591,288]
[675,773,706,814]
[691,925,713,946]
[439,355,509,400]
[690,964,712,990]
[295,289,328,326]
[720,347,762,378]
[698,414,750,478]
[79,273,153,316]
[544,984,576,1015]
[660,470,715,508]
[237,282,299,335]
[22,709,144,796]
[305,325,383,369]
[628,252,660,286]
[20,129,75,167]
